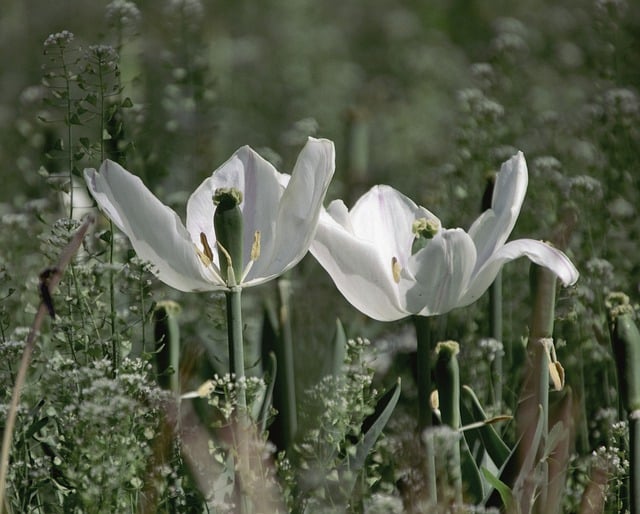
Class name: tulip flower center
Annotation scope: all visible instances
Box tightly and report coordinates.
[411,217,439,254]
[193,189,263,288]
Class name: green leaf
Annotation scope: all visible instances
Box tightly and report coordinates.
[121,97,134,108]
[323,318,346,377]
[462,385,511,468]
[333,379,401,499]
[482,467,516,513]
[258,352,277,434]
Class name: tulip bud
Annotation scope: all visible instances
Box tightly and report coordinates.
[213,188,244,285]
[434,340,461,429]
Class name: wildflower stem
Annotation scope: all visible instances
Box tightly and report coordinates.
[0,216,93,509]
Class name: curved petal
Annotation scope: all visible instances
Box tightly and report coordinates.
[459,238,579,307]
[246,137,335,284]
[350,185,440,269]
[468,151,528,270]
[310,209,408,322]
[84,160,215,292]
[403,229,477,315]
[186,146,284,272]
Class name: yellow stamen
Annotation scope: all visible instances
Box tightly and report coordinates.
[216,240,237,286]
[200,232,214,261]
[251,231,261,261]
[391,257,402,284]
[195,247,211,267]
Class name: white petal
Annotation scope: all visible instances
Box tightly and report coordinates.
[84,160,215,292]
[310,209,408,321]
[404,229,477,315]
[246,137,335,284]
[468,151,528,270]
[186,146,283,272]
[459,238,579,307]
[350,185,440,269]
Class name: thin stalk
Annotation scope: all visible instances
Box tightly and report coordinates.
[489,271,503,407]
[59,47,74,221]
[414,315,438,505]
[631,411,640,514]
[225,286,252,514]
[91,49,118,374]
[608,300,640,514]
[517,264,556,514]
[226,286,246,411]
[277,276,297,447]
[414,315,433,430]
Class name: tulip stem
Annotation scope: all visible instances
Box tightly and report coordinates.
[414,315,433,430]
[277,276,298,447]
[225,286,253,514]
[226,286,247,412]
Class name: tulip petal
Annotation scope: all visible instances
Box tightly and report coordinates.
[84,160,214,292]
[404,229,477,315]
[246,137,335,284]
[468,152,528,270]
[350,185,439,269]
[459,238,579,307]
[187,146,285,273]
[310,209,408,322]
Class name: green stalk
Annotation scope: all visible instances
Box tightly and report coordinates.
[414,315,433,430]
[489,271,503,407]
[226,286,252,514]
[483,173,504,407]
[277,275,297,447]
[517,264,557,514]
[226,286,247,412]
[608,297,640,514]
[434,341,463,504]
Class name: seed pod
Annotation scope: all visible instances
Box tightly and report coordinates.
[213,188,244,285]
